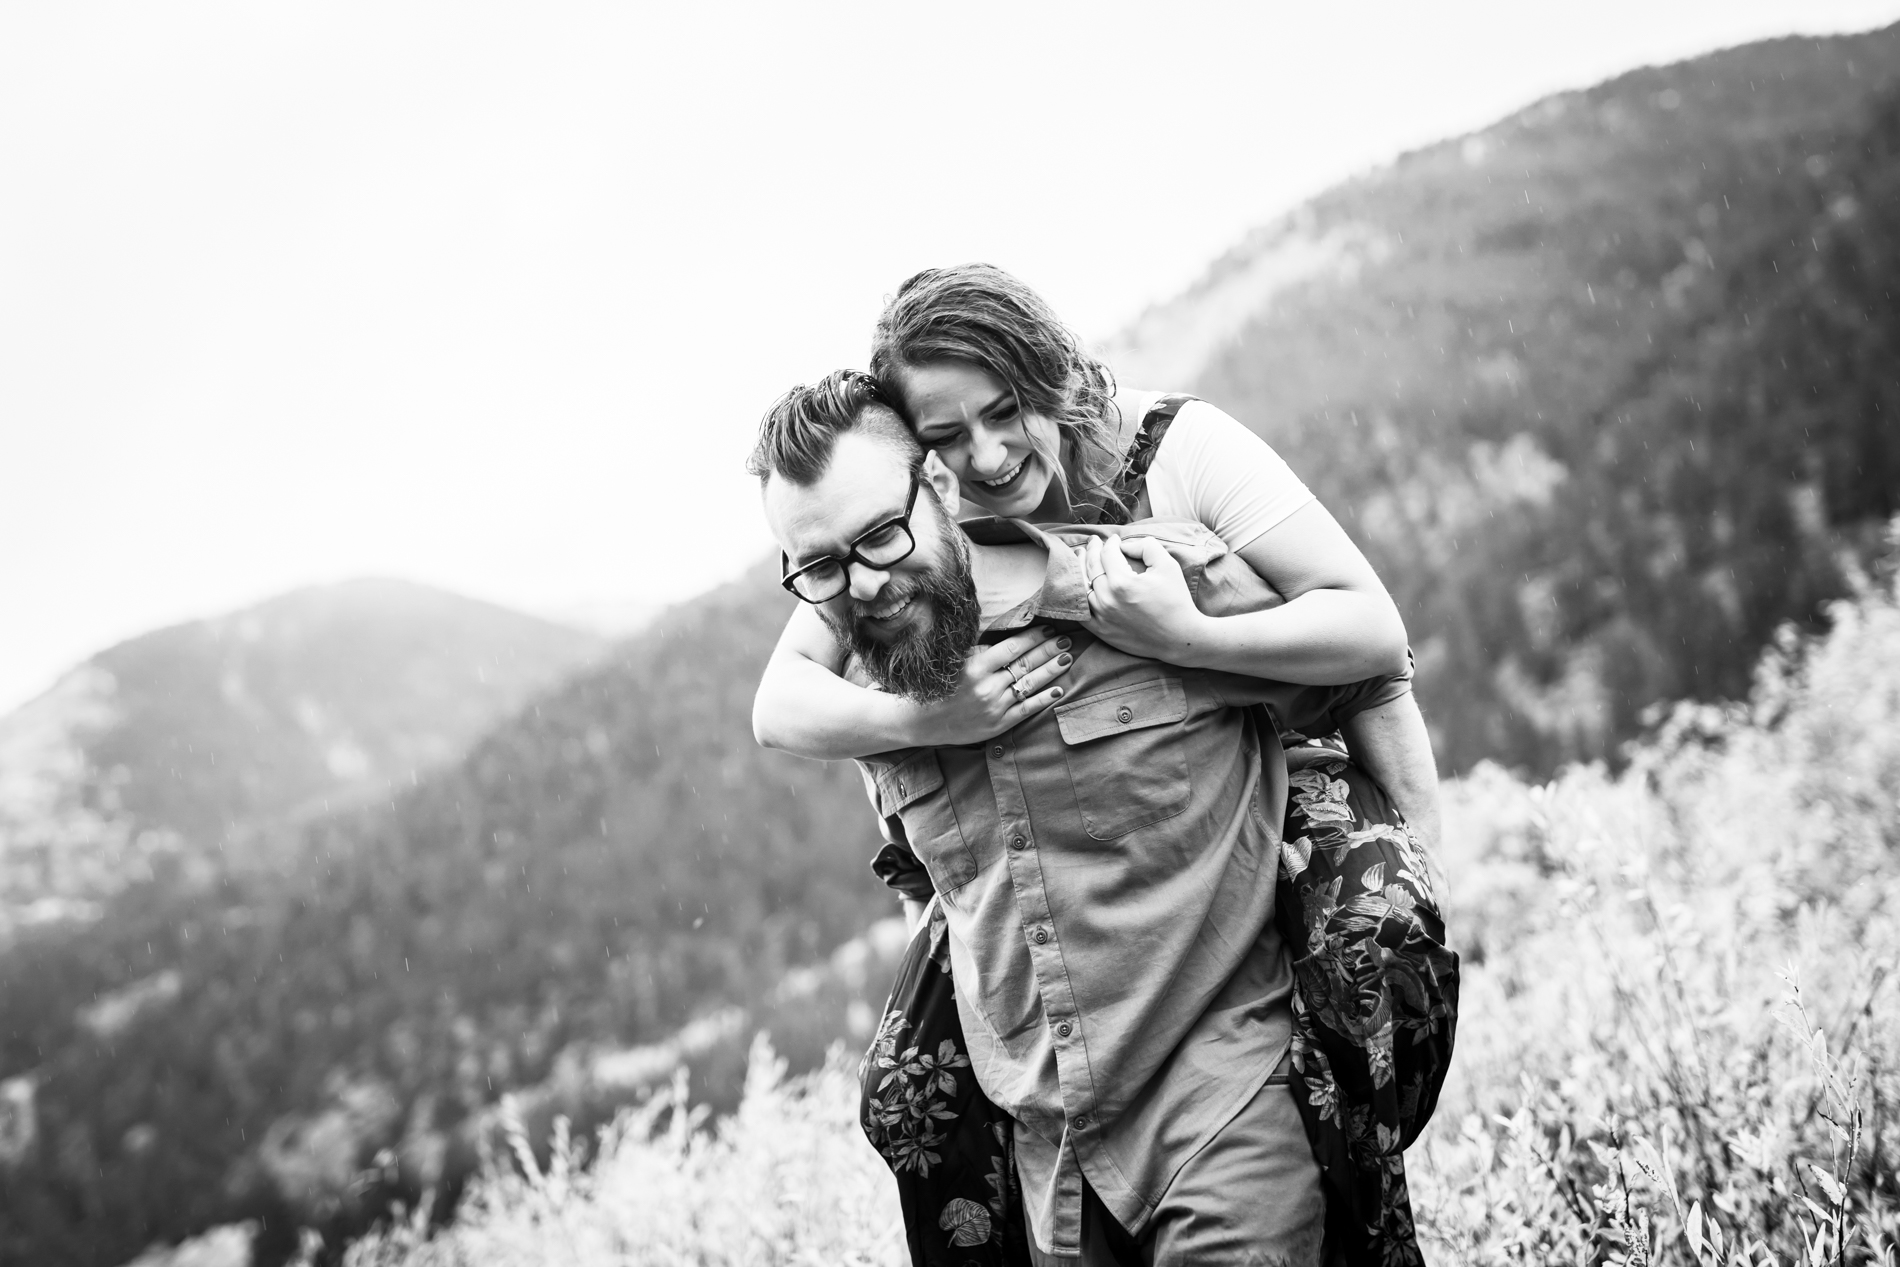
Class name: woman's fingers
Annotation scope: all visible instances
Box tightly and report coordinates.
[1012,632,1073,675]
[969,626,1053,675]
[1004,681,1066,723]
[1098,533,1137,584]
[1012,644,1073,697]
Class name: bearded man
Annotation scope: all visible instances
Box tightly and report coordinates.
[751,371,1420,1267]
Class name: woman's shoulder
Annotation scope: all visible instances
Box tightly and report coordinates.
[1113,389,1256,457]
[1111,385,1210,450]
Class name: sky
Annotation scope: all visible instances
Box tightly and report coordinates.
[3,0,1897,712]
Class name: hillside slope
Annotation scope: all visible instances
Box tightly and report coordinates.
[1112,25,1900,771]
[0,580,604,933]
[0,568,895,1267]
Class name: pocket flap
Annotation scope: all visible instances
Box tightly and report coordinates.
[873,751,945,816]
[1054,677,1188,746]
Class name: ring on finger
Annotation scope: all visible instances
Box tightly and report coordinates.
[1010,676,1028,701]
[1005,662,1024,684]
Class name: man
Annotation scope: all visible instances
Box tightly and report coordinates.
[754,374,1419,1266]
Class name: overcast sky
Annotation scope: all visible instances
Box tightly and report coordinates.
[3,0,1897,712]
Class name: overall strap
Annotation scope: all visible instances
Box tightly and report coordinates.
[1100,393,1198,526]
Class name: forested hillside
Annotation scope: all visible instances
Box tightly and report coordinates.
[0,569,896,1267]
[1113,25,1900,772]
[0,580,603,936]
[7,23,1900,1267]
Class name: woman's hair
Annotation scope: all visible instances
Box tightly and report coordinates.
[869,264,1125,520]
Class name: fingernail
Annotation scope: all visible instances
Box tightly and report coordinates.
[1051,687,1063,699]
[1056,637,1072,650]
[1057,654,1072,666]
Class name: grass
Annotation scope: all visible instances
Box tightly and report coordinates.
[344,544,1900,1267]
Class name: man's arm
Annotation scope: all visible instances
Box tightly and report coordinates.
[1340,693,1448,896]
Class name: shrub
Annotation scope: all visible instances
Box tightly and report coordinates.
[348,535,1900,1266]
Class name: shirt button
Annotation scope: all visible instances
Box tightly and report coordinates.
[1116,706,1134,724]
[897,779,906,795]
[1057,1021,1072,1038]
[991,745,1005,759]
[1074,1115,1091,1130]
[1033,927,1049,945]
[1010,834,1027,851]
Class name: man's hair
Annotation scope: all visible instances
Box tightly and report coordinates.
[868,263,1126,519]
[748,368,923,486]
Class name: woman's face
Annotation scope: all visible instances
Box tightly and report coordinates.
[898,361,1063,519]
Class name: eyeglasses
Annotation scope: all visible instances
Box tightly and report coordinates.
[780,476,922,604]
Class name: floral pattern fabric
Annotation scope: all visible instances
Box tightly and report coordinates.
[1279,744,1461,1266]
[860,900,1032,1266]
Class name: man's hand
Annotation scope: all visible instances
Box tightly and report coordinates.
[895,626,1074,748]
[1081,535,1211,663]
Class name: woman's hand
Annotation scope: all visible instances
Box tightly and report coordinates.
[1081,535,1211,663]
[895,626,1075,748]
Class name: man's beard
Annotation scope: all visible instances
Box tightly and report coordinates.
[825,532,980,703]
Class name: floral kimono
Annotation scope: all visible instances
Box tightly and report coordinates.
[860,898,1033,1265]
[1279,740,1460,1266]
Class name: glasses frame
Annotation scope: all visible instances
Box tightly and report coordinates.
[779,474,923,604]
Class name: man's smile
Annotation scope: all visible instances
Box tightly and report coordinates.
[864,592,917,623]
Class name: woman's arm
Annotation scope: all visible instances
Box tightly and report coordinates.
[1084,399,1408,684]
[1085,501,1408,683]
[752,602,1074,759]
[1339,692,1447,893]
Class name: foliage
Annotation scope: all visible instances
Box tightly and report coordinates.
[343,1039,904,1267]
[1173,26,1900,773]
[345,543,1900,1266]
[0,567,898,1267]
[1409,541,1900,1263]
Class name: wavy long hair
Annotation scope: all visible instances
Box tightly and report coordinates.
[869,264,1126,522]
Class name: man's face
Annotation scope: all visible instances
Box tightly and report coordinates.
[763,430,979,700]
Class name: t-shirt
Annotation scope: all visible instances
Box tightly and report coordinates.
[1122,390,1315,553]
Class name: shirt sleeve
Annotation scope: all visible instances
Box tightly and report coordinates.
[856,757,939,902]
[1210,650,1415,736]
[1142,400,1316,553]
[871,841,937,903]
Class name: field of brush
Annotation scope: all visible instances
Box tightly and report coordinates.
[342,553,1900,1267]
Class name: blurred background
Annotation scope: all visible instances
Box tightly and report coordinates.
[4,3,1900,1264]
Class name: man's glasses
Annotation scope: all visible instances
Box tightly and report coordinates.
[780,476,922,604]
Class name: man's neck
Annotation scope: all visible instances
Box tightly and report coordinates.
[969,539,1050,628]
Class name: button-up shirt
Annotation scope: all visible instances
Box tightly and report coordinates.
[856,517,1410,1255]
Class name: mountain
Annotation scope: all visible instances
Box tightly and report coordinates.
[0,580,605,935]
[8,23,1900,1267]
[0,567,898,1267]
[1111,24,1900,773]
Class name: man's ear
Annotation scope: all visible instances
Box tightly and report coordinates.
[922,450,962,519]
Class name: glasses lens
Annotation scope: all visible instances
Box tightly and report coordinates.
[790,561,846,604]
[855,523,914,567]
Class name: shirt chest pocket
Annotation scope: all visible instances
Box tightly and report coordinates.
[875,751,979,893]
[1054,676,1192,840]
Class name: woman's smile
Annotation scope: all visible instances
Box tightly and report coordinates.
[974,453,1031,494]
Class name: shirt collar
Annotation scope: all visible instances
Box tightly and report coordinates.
[962,517,1091,631]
